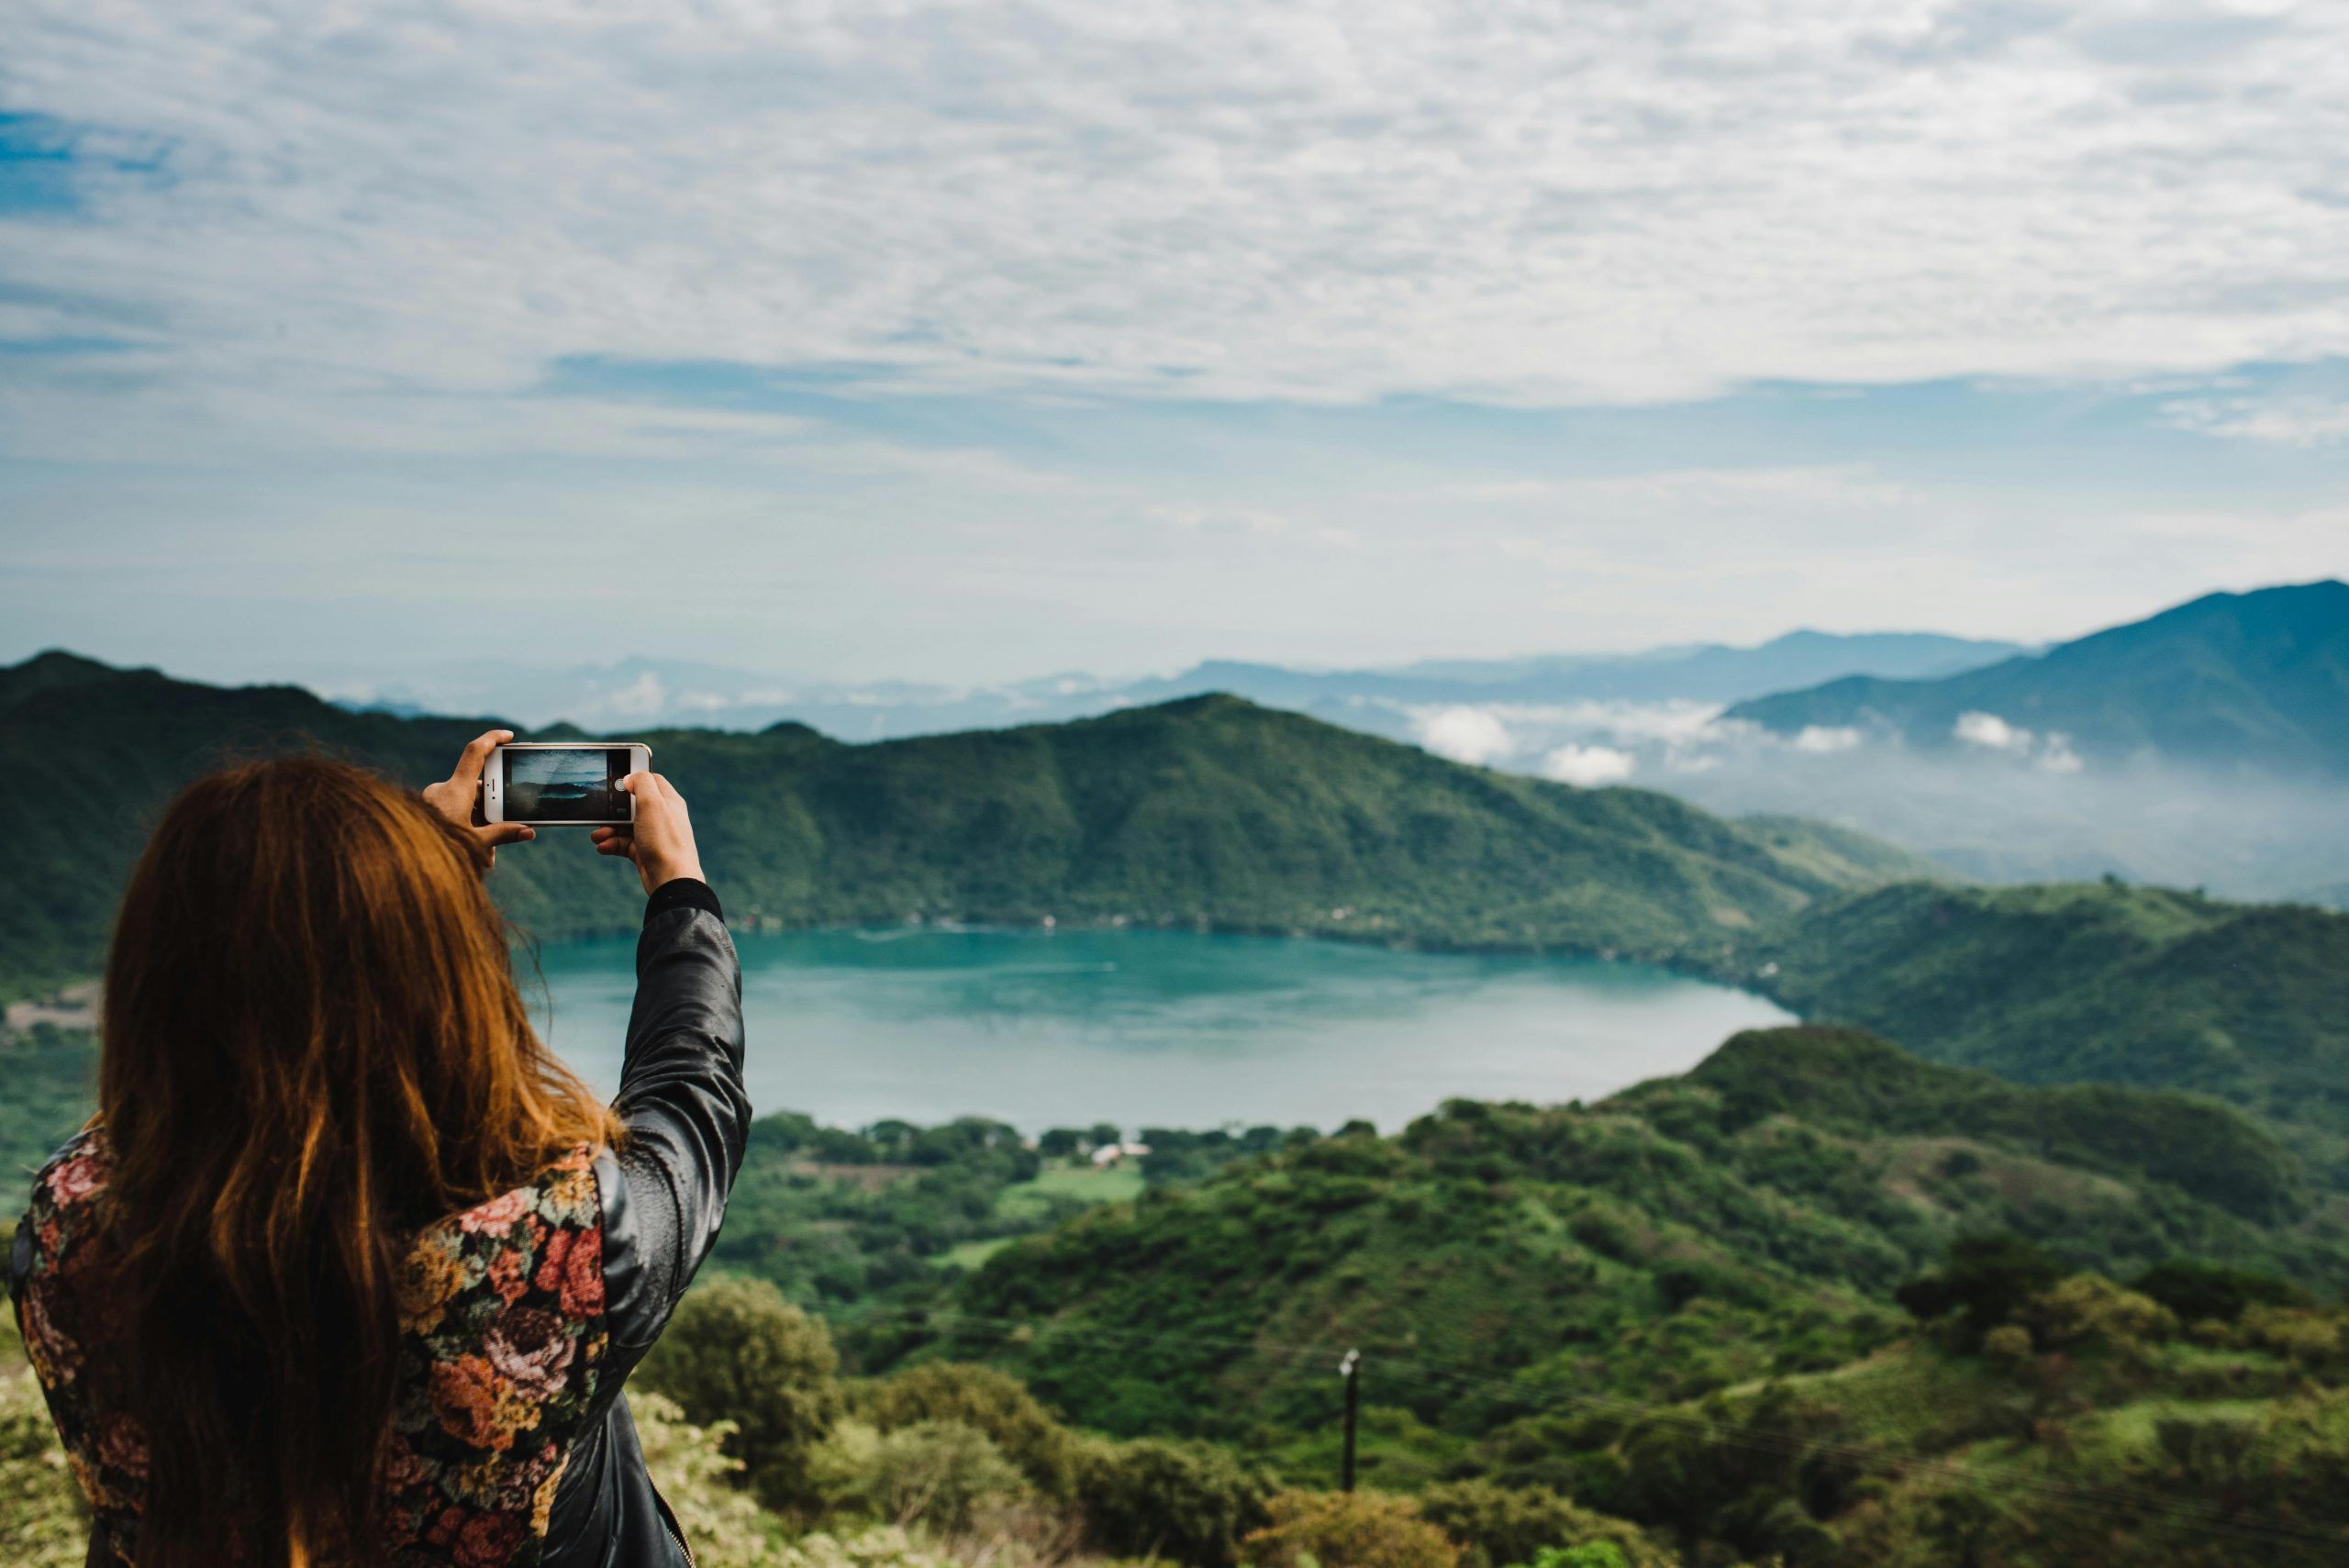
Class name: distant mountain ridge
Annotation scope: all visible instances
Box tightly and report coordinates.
[1725,580,2349,778]
[13,649,2345,1204]
[0,652,1933,994]
[311,628,2023,739]
[1104,630,2021,710]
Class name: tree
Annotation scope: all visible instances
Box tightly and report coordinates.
[2132,1260,2310,1325]
[1418,1480,1674,1568]
[858,1362,1078,1498]
[1241,1490,1459,1568]
[1896,1235,2063,1346]
[2015,1275,2177,1355]
[637,1276,845,1516]
[809,1419,1028,1532]
[632,1390,794,1565]
[1074,1436,1278,1567]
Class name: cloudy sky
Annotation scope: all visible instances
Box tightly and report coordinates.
[3,0,2346,688]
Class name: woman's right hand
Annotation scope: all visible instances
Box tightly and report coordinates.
[591,773,707,896]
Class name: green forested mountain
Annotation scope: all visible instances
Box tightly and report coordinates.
[0,652,525,989]
[1739,882,2349,1170]
[1725,580,2349,777]
[10,651,2349,1201]
[889,1026,2349,1564]
[0,651,1921,994]
[938,1027,2348,1448]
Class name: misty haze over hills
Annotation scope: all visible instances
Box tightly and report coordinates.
[1729,582,2349,781]
[327,628,2024,740]
[185,580,2349,904]
[1637,584,2349,900]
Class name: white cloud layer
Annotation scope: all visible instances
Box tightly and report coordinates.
[1540,744,1638,788]
[2163,395,2349,447]
[6,3,2349,685]
[1412,706,1515,766]
[7,0,2349,426]
[1793,725,1865,754]
[1954,710,2033,751]
[1954,710,2087,772]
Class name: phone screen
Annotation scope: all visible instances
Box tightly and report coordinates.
[501,746,633,824]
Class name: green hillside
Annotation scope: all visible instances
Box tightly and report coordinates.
[0,652,521,991]
[1733,814,1955,890]
[0,651,1921,994]
[1473,1281,2349,1566]
[855,1026,2349,1564]
[1738,882,2349,1173]
[16,1018,2349,1568]
[1726,580,2349,777]
[933,1028,2349,1457]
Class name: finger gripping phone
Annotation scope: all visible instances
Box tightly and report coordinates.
[483,742,651,827]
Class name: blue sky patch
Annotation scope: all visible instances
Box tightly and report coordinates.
[0,110,174,216]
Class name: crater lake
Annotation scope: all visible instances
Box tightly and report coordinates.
[528,926,1792,1134]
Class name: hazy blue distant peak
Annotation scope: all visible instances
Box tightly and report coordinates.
[1141,631,2027,710]
[1725,579,2349,779]
[1374,631,2023,690]
[1753,628,2040,662]
[303,628,2025,739]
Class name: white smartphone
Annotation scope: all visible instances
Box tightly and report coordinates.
[482,741,651,828]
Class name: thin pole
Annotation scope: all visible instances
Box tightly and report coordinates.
[1340,1349,1360,1493]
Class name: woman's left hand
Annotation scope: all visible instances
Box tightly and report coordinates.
[423,729,538,864]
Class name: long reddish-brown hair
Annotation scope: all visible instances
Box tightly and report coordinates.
[95,754,622,1567]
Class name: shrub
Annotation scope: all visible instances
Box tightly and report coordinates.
[858,1362,1078,1498]
[778,1528,972,1568]
[1241,1490,1460,1568]
[2152,1414,2262,1491]
[1978,1324,2034,1368]
[2236,1304,2346,1364]
[0,1362,85,1568]
[634,1389,793,1565]
[1567,1207,1637,1262]
[1895,1235,2062,1347]
[1419,1480,1675,1568]
[637,1276,846,1515]
[2132,1260,2310,1325]
[1525,1550,1629,1568]
[1712,1488,1835,1568]
[1074,1435,1278,1567]
[809,1418,1029,1533]
[2015,1275,2177,1354]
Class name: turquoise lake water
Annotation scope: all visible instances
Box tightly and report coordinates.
[528,927,1791,1135]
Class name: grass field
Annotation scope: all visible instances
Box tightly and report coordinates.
[993,1162,1145,1222]
[933,1238,1017,1272]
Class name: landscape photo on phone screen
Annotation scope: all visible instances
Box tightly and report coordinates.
[502,747,629,823]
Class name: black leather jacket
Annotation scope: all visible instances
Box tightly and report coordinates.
[542,878,751,1567]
